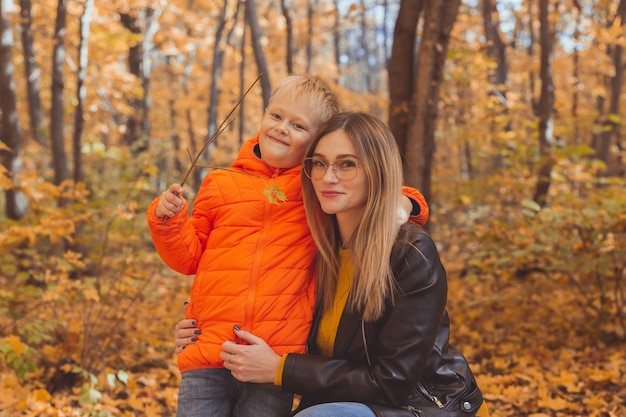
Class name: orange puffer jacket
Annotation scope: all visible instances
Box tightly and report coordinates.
[147,135,429,374]
[148,136,316,373]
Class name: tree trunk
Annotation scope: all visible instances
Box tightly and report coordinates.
[597,0,626,175]
[333,3,340,83]
[482,0,508,86]
[119,6,162,154]
[238,12,247,148]
[388,0,423,156]
[571,0,581,144]
[482,0,509,170]
[139,7,162,152]
[119,12,142,152]
[50,0,68,186]
[19,0,46,146]
[205,0,229,164]
[183,47,200,191]
[527,0,538,117]
[72,0,94,184]
[245,0,271,106]
[404,0,461,205]
[0,0,26,219]
[532,0,554,207]
[280,0,294,74]
[306,0,314,74]
[382,0,390,62]
[359,0,372,91]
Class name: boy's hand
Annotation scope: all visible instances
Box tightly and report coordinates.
[397,195,412,225]
[155,183,185,218]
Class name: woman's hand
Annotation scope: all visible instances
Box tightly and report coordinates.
[174,318,200,354]
[174,302,199,354]
[221,327,282,384]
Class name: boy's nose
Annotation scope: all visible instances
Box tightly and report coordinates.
[277,121,289,134]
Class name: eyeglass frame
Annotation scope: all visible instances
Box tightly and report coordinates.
[302,157,363,181]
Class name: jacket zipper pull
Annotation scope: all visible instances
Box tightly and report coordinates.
[417,381,444,409]
[405,406,424,417]
[432,396,444,409]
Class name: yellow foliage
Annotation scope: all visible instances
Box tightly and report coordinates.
[63,251,86,269]
[537,396,572,411]
[143,163,160,177]
[5,336,25,355]
[83,287,101,302]
[40,345,64,364]
[548,370,583,393]
[0,226,37,250]
[127,393,147,410]
[0,165,14,189]
[583,393,610,412]
[30,389,51,403]
[16,398,29,411]
[586,367,621,383]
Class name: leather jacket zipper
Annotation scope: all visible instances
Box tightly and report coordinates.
[404,405,424,416]
[417,381,444,408]
[362,321,445,411]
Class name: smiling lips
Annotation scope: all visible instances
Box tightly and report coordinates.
[267,133,289,146]
[320,190,343,197]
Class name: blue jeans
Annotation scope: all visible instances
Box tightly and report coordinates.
[177,368,294,417]
[294,402,376,417]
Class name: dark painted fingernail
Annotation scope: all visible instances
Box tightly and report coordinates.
[233,325,241,331]
[182,345,186,350]
[191,337,198,342]
[191,320,197,326]
[194,330,201,335]
[183,301,188,306]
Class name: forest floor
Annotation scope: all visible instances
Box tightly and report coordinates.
[0,245,624,417]
[443,253,625,417]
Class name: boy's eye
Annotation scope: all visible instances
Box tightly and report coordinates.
[293,123,306,130]
[271,113,282,120]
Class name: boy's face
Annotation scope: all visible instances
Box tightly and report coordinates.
[258,92,321,169]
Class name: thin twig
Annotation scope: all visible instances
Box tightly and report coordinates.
[178,73,262,188]
[161,74,262,223]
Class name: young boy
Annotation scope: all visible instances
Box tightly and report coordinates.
[147,75,429,417]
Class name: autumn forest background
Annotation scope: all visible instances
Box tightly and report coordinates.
[0,0,625,416]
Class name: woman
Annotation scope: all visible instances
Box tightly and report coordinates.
[188,112,488,417]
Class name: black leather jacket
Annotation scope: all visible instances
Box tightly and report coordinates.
[281,224,483,416]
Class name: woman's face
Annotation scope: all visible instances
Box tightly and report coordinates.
[310,129,368,220]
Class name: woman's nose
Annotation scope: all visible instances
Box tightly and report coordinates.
[322,164,339,182]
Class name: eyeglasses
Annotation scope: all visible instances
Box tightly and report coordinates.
[302,157,362,180]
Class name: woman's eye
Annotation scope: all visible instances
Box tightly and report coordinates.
[338,159,357,168]
[312,160,326,168]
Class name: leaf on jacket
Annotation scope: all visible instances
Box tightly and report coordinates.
[263,184,288,205]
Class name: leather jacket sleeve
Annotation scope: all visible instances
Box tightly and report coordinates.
[281,225,448,407]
